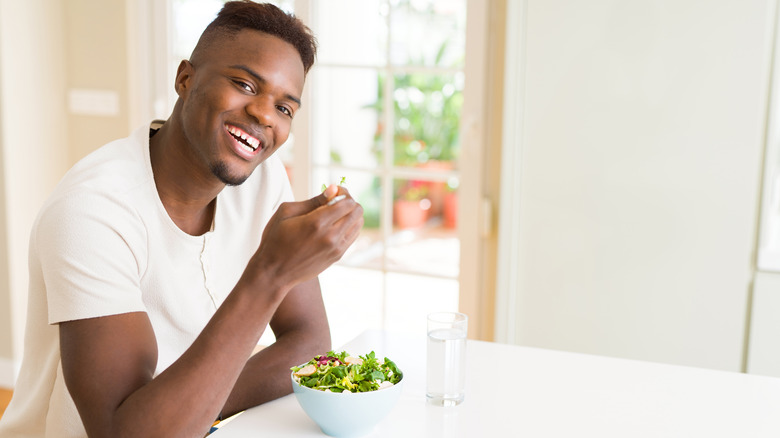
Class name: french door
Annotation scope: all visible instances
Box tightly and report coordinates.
[142,0,490,346]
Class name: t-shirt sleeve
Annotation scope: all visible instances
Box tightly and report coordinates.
[35,191,147,324]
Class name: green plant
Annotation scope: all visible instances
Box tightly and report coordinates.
[367,41,464,168]
[396,180,429,202]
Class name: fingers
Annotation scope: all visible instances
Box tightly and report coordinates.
[300,188,363,260]
[273,186,336,219]
[340,208,364,248]
[318,189,361,228]
[328,201,364,254]
[323,184,339,200]
[251,187,363,288]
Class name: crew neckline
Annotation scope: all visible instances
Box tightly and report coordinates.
[145,120,217,240]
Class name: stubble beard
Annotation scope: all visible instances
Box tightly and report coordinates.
[211,161,250,186]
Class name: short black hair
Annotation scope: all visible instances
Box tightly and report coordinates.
[191,1,317,74]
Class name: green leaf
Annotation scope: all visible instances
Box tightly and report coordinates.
[321,177,346,193]
[331,366,347,378]
[293,350,402,393]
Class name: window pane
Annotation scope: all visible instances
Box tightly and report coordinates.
[390,177,459,277]
[310,0,387,66]
[389,0,466,68]
[385,272,459,336]
[320,266,385,348]
[171,0,295,60]
[171,0,224,60]
[392,72,464,167]
[310,67,382,168]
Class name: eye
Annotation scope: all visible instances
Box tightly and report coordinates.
[277,105,293,117]
[233,79,254,93]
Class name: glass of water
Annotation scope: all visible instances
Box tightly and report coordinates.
[426,312,468,406]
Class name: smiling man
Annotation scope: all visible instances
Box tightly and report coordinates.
[0,2,363,437]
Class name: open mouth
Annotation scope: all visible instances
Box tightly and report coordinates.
[227,124,261,154]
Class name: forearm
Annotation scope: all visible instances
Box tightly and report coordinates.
[135,291,275,430]
[220,317,331,417]
[65,275,289,438]
[108,276,329,435]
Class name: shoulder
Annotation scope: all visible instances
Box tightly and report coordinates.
[33,125,155,259]
[56,125,153,198]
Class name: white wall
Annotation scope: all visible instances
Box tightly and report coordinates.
[499,0,773,372]
[748,271,780,376]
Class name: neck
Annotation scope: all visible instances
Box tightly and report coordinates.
[149,120,224,236]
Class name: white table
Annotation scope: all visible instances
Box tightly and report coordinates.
[215,330,780,437]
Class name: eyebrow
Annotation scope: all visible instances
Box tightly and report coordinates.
[229,64,302,107]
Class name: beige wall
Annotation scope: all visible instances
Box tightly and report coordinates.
[0,0,69,381]
[0,0,131,384]
[65,0,130,163]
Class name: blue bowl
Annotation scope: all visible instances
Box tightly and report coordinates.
[291,372,403,437]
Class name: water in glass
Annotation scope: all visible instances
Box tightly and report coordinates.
[426,327,466,406]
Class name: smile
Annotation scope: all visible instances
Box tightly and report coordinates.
[226,124,261,153]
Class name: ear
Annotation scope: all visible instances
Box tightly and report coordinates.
[174,60,194,97]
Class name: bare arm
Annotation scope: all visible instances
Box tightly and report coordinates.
[219,277,331,418]
[60,187,362,437]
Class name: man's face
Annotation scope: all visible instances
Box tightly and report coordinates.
[176,29,305,186]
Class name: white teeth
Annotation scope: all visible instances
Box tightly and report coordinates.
[238,142,254,154]
[227,125,260,152]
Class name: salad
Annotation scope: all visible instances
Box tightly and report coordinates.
[291,350,402,393]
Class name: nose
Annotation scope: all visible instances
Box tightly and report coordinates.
[246,95,274,128]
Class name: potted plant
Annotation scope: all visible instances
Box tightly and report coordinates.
[443,179,458,229]
[393,181,431,229]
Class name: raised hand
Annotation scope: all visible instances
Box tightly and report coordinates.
[246,184,364,291]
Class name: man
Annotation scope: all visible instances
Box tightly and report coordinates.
[0,2,362,436]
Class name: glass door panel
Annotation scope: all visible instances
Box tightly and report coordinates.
[391,72,464,168]
[385,272,459,335]
[306,0,465,346]
[320,266,385,347]
[389,177,459,277]
[388,0,467,68]
[310,0,388,67]
[309,67,382,168]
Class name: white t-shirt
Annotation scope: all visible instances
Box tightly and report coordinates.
[0,122,292,437]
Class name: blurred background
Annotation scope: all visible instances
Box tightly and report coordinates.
[2,0,780,393]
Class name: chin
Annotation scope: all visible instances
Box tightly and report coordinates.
[211,162,251,186]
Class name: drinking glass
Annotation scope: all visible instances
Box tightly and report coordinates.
[426,312,468,406]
